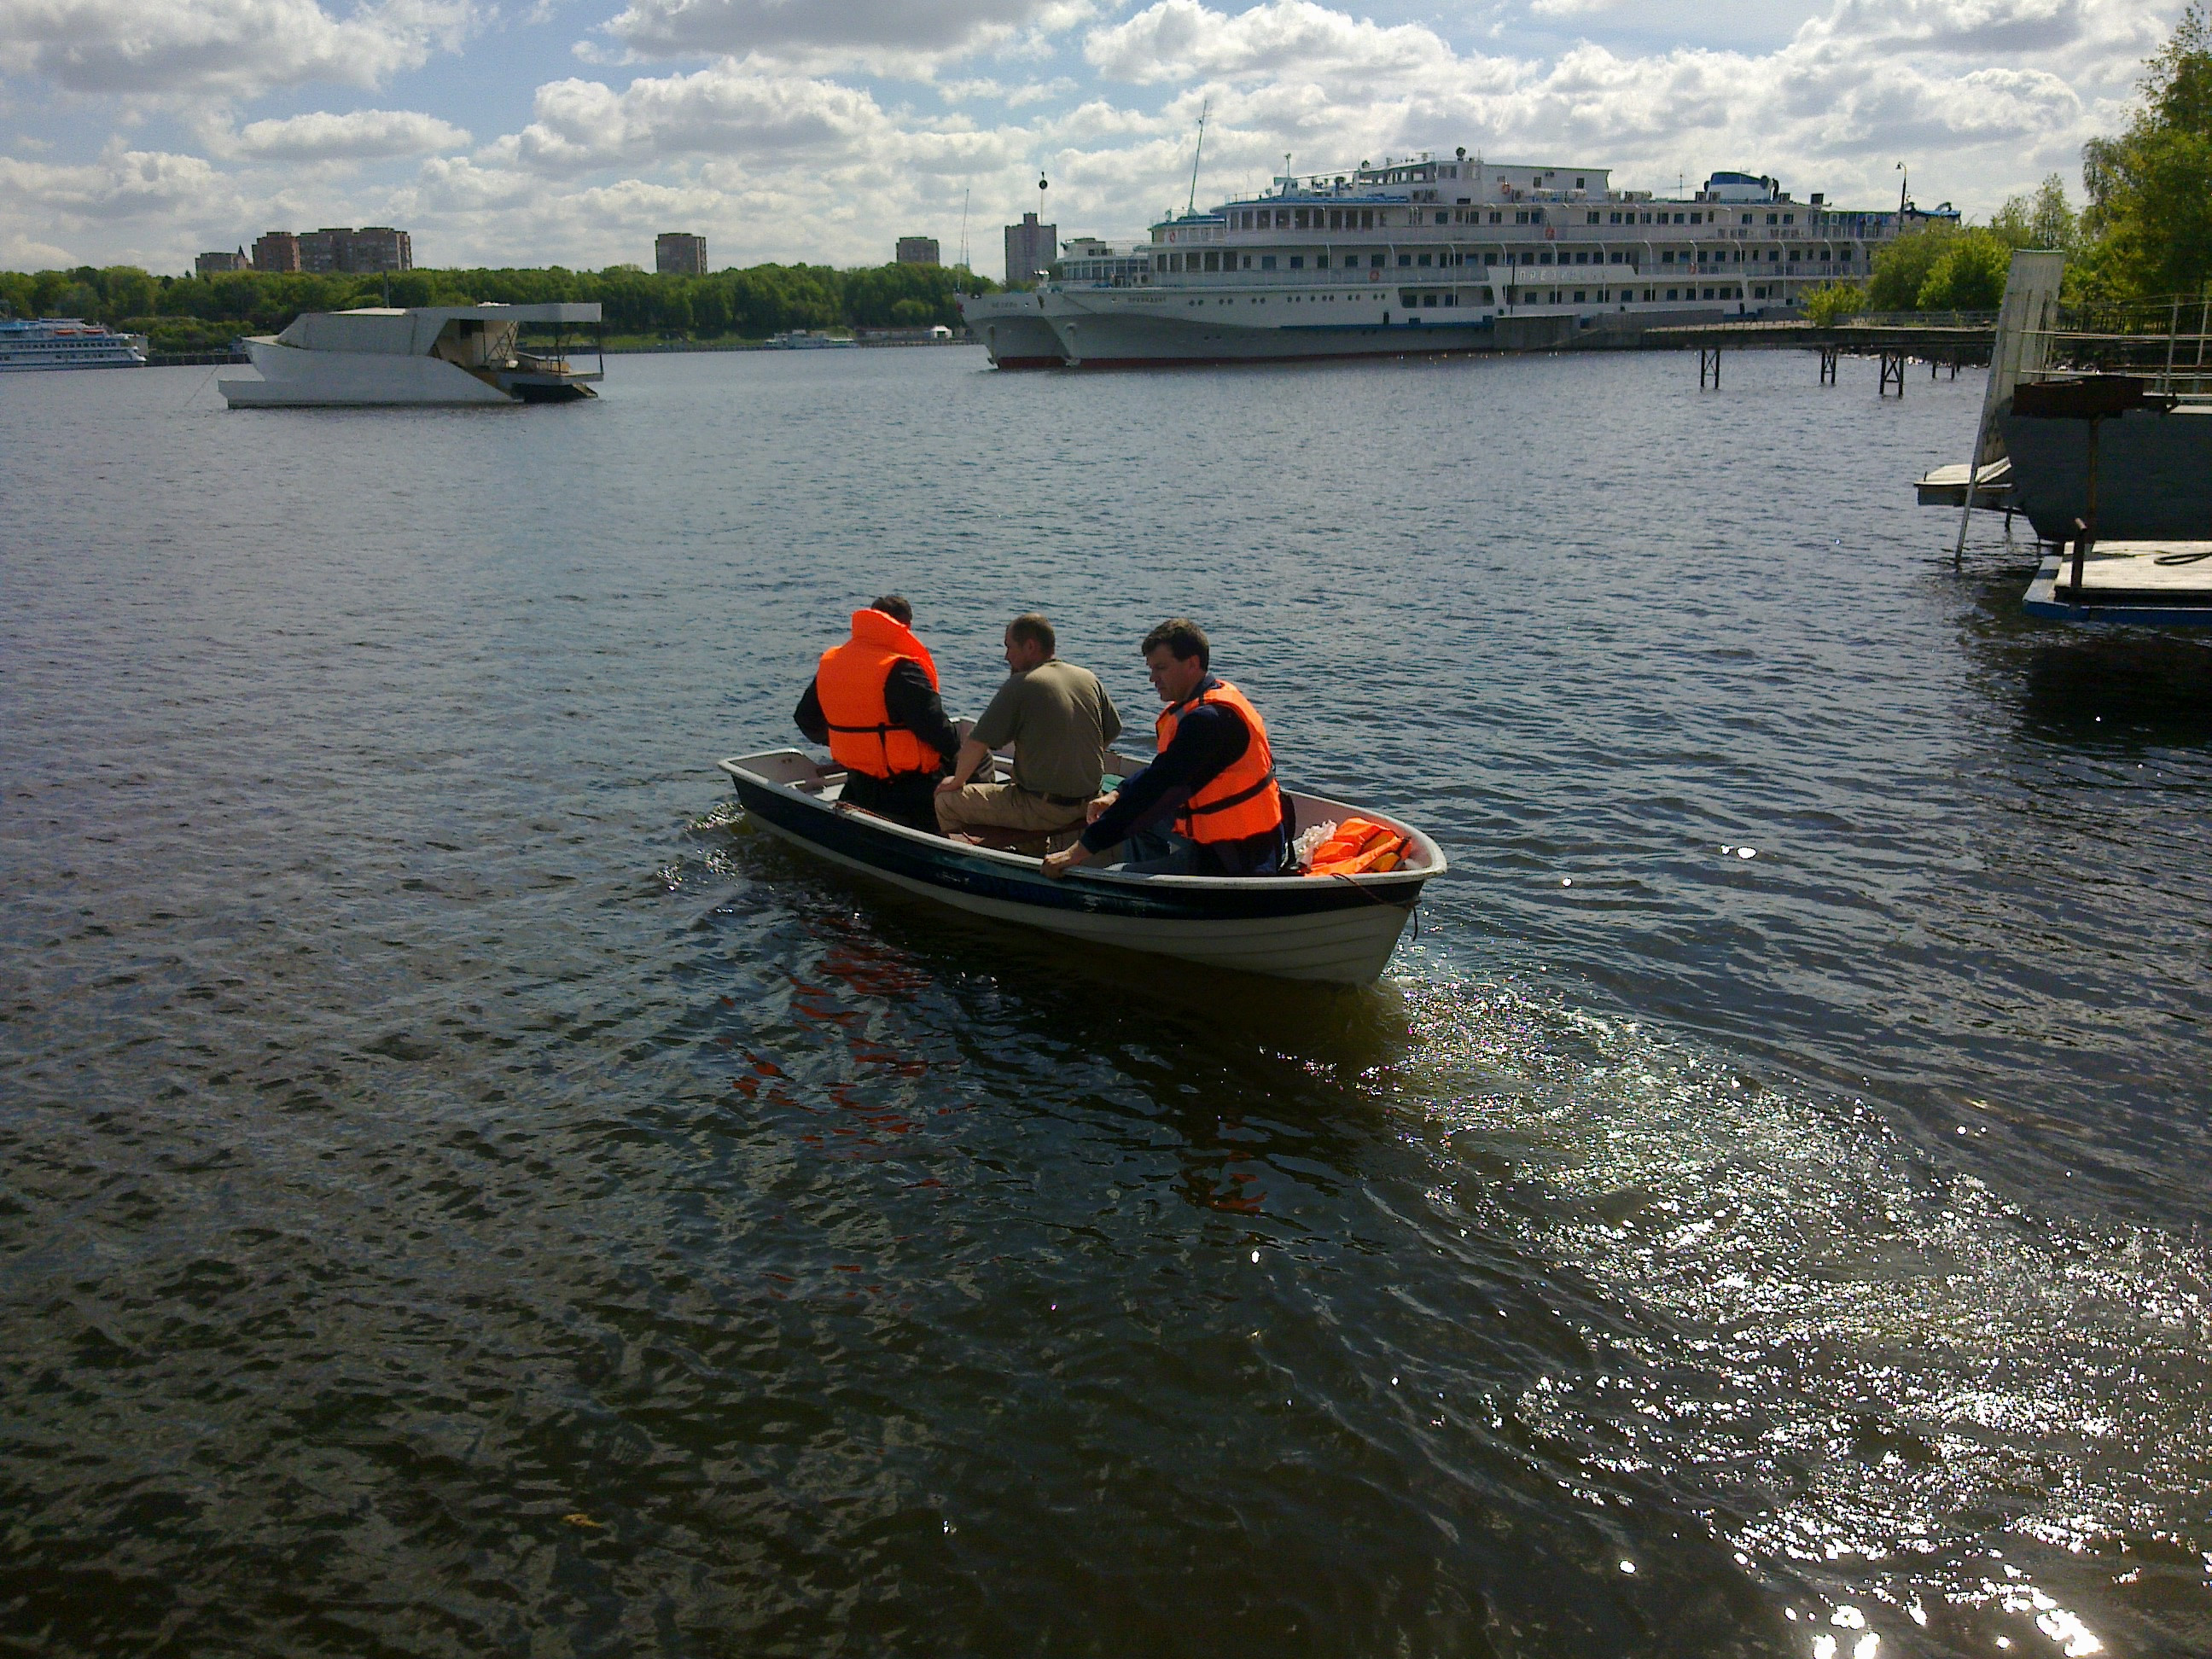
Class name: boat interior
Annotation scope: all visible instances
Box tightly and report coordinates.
[728,737,1441,879]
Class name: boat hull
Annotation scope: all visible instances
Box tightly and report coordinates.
[1045,292,1502,366]
[958,294,1064,369]
[721,751,1438,983]
[224,340,517,406]
[2000,404,2212,541]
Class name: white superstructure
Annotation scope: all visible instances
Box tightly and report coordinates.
[0,317,148,370]
[220,303,602,406]
[963,159,1951,368]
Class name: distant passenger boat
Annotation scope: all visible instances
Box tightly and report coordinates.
[719,746,1444,984]
[963,158,1953,368]
[219,303,602,406]
[0,317,148,370]
[764,330,857,349]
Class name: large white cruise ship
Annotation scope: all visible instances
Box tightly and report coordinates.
[0,317,149,370]
[963,158,1948,368]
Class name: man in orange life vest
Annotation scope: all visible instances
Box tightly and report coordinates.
[1041,618,1288,880]
[795,596,961,834]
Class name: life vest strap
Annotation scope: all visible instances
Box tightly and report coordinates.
[1181,766,1278,816]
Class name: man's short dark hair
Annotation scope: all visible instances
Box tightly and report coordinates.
[1005,612,1056,656]
[1141,618,1208,671]
[870,595,912,626]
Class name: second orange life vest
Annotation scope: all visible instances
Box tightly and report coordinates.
[817,609,944,779]
[1153,678,1284,844]
[1305,817,1409,877]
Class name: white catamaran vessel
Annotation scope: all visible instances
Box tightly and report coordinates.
[0,317,148,370]
[963,157,1949,368]
[220,303,602,406]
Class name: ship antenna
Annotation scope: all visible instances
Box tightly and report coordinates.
[1185,97,1209,216]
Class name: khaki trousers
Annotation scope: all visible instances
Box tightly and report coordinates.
[934,781,1089,837]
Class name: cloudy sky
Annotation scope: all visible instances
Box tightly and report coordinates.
[0,0,2185,276]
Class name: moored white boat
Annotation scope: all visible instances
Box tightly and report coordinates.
[221,303,602,406]
[719,747,1444,983]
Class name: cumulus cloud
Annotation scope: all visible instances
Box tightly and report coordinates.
[0,0,2180,272]
[0,0,477,98]
[599,0,1083,67]
[227,108,471,160]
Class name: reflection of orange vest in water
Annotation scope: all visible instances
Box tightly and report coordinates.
[817,610,944,779]
[1154,679,1284,844]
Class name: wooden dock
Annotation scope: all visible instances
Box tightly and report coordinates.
[1637,318,1994,393]
[2024,540,2212,625]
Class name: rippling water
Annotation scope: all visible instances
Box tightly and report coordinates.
[3,347,2209,1657]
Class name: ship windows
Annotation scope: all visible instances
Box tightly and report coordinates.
[1587,212,1601,224]
[1400,289,1417,306]
[1690,212,1703,224]
[1369,253,1384,268]
[1297,209,1313,229]
[1423,294,1438,307]
[1260,254,1277,269]
[1315,253,1329,269]
[1782,212,1794,224]
[1538,249,1552,264]
[1489,211,1502,224]
[1666,288,1679,300]
[1575,251,1590,264]
[1203,250,1220,271]
[1515,210,1529,224]
[1417,252,1431,266]
[1359,209,1376,229]
[1574,290,1586,302]
[1155,254,1167,271]
[1328,209,1342,230]
[1398,253,1412,266]
[1289,255,1303,268]
[1661,250,1674,263]
[1767,212,1778,224]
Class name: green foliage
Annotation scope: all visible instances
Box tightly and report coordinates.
[1989,175,2078,251]
[1802,282,1866,325]
[1866,225,1958,310]
[1916,230,2013,310]
[2080,3,2212,299]
[0,258,1000,351]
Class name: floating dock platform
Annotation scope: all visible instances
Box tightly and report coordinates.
[1916,458,2016,509]
[2023,541,2212,626]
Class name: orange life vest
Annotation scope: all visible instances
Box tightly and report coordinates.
[816,609,944,779]
[1154,678,1284,844]
[1306,817,1409,877]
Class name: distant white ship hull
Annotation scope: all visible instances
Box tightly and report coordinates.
[957,293,1062,368]
[1045,285,1505,366]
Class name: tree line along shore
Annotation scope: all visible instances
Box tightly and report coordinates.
[0,260,1001,357]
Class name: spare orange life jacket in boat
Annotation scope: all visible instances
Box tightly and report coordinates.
[1306,817,1409,877]
[816,609,944,779]
[1153,679,1284,845]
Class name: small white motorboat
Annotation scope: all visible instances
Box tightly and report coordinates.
[718,745,1445,984]
[221,303,602,406]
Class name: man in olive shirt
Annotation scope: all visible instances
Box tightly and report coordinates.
[934,613,1120,839]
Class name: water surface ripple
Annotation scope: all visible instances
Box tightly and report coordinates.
[3,349,2209,1657]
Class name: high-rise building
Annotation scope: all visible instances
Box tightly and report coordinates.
[1004,213,1056,286]
[347,227,412,272]
[195,248,249,276]
[656,233,707,275]
[295,227,413,274]
[895,236,940,266]
[252,231,300,273]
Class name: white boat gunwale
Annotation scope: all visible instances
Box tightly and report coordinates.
[717,747,1446,981]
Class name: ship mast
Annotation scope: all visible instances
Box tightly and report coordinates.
[1185,99,1209,216]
